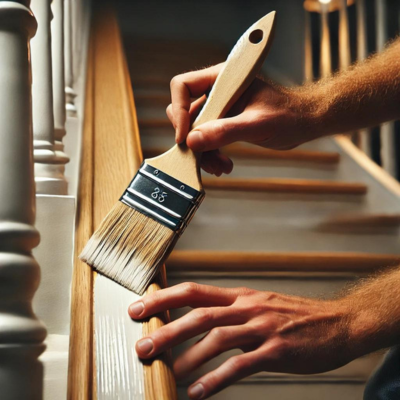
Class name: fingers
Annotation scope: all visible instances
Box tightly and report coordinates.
[135,305,242,359]
[174,326,254,381]
[187,352,260,399]
[187,111,259,152]
[201,150,233,176]
[128,283,235,319]
[167,95,206,133]
[170,64,223,143]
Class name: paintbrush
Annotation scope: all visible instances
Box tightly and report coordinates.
[80,11,277,294]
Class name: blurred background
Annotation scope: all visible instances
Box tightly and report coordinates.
[117,0,400,178]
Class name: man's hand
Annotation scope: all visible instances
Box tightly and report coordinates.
[167,64,316,176]
[167,38,400,176]
[128,283,357,399]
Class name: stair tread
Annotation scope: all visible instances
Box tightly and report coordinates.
[143,145,340,165]
[203,177,367,195]
[167,250,400,273]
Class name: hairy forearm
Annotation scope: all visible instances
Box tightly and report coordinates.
[341,266,400,358]
[297,38,400,139]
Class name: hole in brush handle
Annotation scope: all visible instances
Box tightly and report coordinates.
[249,29,264,44]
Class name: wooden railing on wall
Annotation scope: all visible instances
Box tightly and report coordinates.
[68,3,177,399]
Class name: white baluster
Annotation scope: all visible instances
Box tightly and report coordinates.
[356,0,372,156]
[0,2,47,399]
[64,0,77,116]
[338,0,351,70]
[51,0,70,171]
[320,1,332,78]
[72,0,83,79]
[304,8,313,83]
[376,0,396,176]
[31,0,68,195]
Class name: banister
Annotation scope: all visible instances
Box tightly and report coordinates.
[68,3,177,399]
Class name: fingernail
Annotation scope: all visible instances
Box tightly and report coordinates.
[136,338,154,355]
[188,130,205,151]
[129,302,144,317]
[188,383,204,399]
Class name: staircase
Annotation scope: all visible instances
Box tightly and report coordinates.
[126,38,400,400]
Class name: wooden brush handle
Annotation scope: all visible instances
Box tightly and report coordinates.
[147,11,277,190]
[192,11,276,127]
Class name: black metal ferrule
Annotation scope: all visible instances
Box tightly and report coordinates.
[120,162,204,232]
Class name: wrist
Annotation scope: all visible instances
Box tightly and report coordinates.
[288,85,328,143]
[340,294,390,359]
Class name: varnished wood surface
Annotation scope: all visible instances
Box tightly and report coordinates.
[142,265,178,400]
[321,214,400,228]
[203,177,368,195]
[68,3,177,399]
[143,144,341,165]
[168,250,400,273]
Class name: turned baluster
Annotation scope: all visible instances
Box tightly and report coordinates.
[0,1,47,398]
[355,0,372,156]
[304,7,313,83]
[319,1,332,78]
[64,0,77,116]
[338,0,351,71]
[31,0,68,195]
[51,0,70,170]
[375,0,396,177]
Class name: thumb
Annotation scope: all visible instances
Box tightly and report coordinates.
[187,113,252,152]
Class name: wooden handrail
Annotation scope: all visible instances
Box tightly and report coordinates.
[203,177,367,195]
[143,145,340,165]
[167,251,400,273]
[68,4,177,400]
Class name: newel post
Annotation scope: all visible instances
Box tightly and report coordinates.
[31,0,69,195]
[0,1,47,399]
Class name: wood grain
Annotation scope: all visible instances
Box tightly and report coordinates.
[91,4,177,400]
[203,177,367,195]
[167,250,400,273]
[142,265,178,400]
[143,144,341,165]
[67,30,94,400]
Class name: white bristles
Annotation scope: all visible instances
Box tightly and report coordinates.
[80,202,176,294]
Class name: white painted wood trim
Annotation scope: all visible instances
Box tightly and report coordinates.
[335,136,400,198]
[51,0,70,168]
[64,0,77,116]
[31,0,68,195]
[0,2,47,398]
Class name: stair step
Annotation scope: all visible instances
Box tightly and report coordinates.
[139,118,171,128]
[135,92,171,107]
[319,213,400,233]
[143,145,340,165]
[203,177,367,195]
[167,251,400,274]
